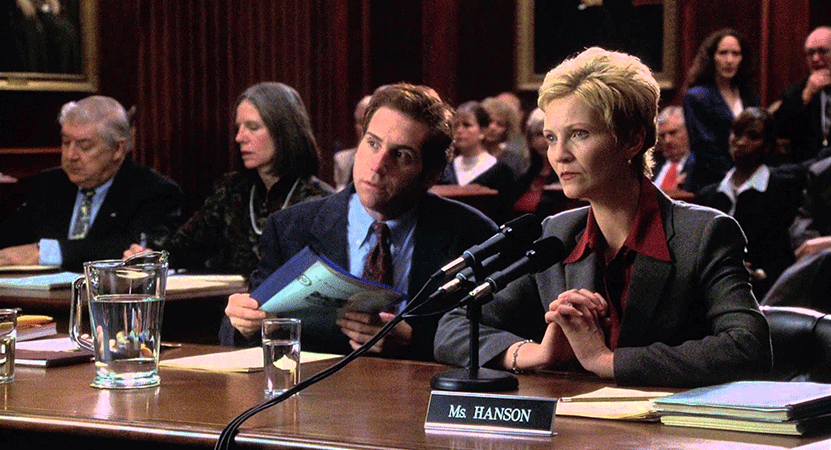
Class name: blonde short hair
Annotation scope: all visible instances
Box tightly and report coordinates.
[537,47,660,178]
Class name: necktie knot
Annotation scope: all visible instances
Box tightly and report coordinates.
[371,221,390,241]
[70,188,96,240]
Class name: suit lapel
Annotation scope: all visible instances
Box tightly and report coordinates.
[619,192,675,346]
[87,161,131,237]
[307,190,350,268]
[564,251,598,292]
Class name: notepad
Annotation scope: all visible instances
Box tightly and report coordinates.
[160,347,341,373]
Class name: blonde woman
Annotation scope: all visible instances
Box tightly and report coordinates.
[435,47,771,387]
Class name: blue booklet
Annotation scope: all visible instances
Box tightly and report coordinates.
[0,272,80,290]
[251,246,404,316]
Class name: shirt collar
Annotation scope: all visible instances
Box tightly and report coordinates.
[563,178,671,264]
[348,192,418,250]
[717,164,770,200]
[79,175,115,201]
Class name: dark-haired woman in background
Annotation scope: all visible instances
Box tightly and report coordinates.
[682,28,759,194]
[439,101,515,222]
[698,107,802,299]
[124,82,334,277]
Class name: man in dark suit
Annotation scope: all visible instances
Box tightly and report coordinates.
[652,106,695,192]
[774,26,831,164]
[0,96,183,271]
[221,83,499,361]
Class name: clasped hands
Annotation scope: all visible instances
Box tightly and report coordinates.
[508,289,615,378]
[225,293,412,353]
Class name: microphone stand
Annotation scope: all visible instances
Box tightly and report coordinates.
[430,263,518,392]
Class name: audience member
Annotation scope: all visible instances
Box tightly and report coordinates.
[124,82,334,277]
[434,47,772,387]
[774,26,831,165]
[513,108,557,218]
[220,83,498,361]
[697,107,802,298]
[762,153,831,312]
[481,96,530,179]
[438,101,515,223]
[333,95,372,191]
[0,95,183,271]
[683,28,759,194]
[762,149,831,313]
[652,106,694,192]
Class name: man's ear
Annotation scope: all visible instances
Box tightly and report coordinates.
[111,139,128,161]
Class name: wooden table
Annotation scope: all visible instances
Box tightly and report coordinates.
[0,275,247,344]
[0,344,827,449]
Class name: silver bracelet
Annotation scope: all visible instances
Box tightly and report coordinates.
[511,339,534,374]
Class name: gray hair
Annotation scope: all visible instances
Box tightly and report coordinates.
[525,108,545,134]
[657,105,685,126]
[58,96,131,150]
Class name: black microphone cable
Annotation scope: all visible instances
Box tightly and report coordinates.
[214,268,447,450]
[215,220,549,449]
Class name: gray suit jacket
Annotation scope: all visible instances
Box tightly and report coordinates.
[434,187,772,387]
[219,185,498,361]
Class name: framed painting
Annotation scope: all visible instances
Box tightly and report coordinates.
[516,0,677,91]
[0,0,99,92]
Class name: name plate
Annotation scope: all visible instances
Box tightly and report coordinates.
[424,390,557,436]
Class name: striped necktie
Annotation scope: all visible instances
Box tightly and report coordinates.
[70,188,95,240]
[362,222,393,286]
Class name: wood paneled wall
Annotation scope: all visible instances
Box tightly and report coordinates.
[1,0,827,215]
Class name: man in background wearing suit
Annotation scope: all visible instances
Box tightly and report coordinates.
[774,26,831,164]
[221,83,498,361]
[652,106,694,192]
[0,95,183,271]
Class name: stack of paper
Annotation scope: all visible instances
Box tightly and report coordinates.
[653,381,831,435]
[556,387,672,421]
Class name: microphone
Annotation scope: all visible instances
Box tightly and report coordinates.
[459,236,566,307]
[429,250,523,301]
[437,214,542,279]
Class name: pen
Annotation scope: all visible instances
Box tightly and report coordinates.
[559,395,661,403]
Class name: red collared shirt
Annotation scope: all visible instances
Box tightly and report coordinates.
[562,179,671,349]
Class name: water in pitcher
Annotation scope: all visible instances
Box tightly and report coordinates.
[89,294,164,388]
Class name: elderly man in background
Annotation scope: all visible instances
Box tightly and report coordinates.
[653,106,694,192]
[0,95,183,271]
[774,26,831,164]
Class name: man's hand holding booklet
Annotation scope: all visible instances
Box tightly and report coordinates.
[251,246,404,317]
